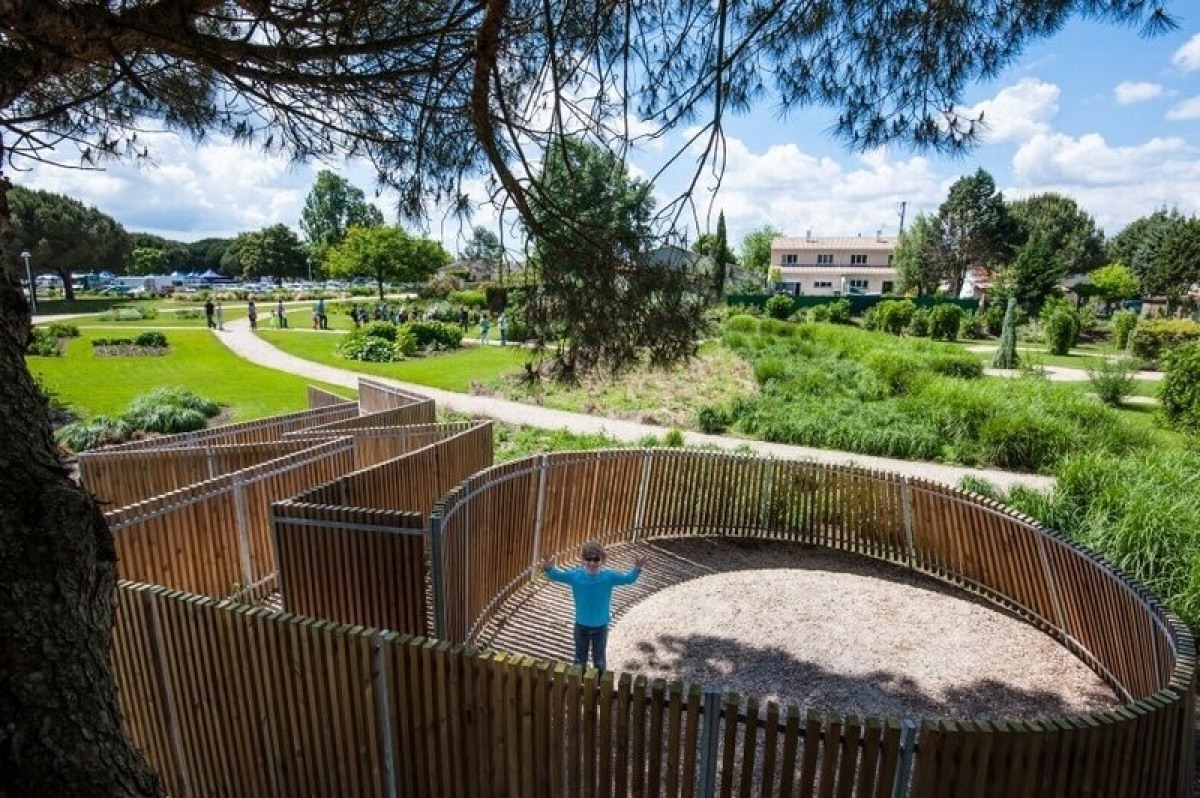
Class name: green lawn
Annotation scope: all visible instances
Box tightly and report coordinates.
[30,329,354,421]
[257,330,527,391]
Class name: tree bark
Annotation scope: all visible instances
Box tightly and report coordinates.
[0,180,161,796]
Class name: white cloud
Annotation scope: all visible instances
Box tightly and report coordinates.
[1172,34,1200,72]
[685,137,943,245]
[1009,132,1200,233]
[956,78,1060,144]
[1167,96,1200,121]
[1113,81,1163,105]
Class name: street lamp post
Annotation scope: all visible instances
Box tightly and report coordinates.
[20,250,35,314]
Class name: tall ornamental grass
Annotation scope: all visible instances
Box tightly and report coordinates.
[1001,450,1200,630]
[721,316,1138,472]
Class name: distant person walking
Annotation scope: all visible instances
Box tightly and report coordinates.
[204,298,216,329]
[541,541,647,672]
[215,301,224,331]
[498,312,508,347]
[247,299,258,330]
[459,306,469,331]
[480,312,490,345]
[276,298,288,328]
[314,297,328,330]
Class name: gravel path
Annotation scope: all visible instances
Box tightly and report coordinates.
[482,539,1116,722]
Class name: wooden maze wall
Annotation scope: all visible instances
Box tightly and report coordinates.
[99,382,1195,797]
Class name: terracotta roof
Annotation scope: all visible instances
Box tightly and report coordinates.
[773,236,897,250]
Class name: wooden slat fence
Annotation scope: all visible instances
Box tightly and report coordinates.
[107,438,355,597]
[117,582,905,798]
[429,448,1196,797]
[307,384,348,408]
[269,422,493,636]
[272,502,428,635]
[290,401,437,434]
[358,377,431,412]
[80,440,318,508]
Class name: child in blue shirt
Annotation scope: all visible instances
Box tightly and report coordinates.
[541,541,647,672]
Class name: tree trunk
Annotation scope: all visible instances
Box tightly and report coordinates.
[57,268,76,302]
[0,181,162,796]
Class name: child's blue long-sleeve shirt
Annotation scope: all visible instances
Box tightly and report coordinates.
[544,565,642,626]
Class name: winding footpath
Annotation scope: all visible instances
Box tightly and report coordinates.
[200,317,1055,492]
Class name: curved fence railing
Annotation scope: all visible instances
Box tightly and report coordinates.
[430,448,1196,797]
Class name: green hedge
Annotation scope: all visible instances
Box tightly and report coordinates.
[1128,319,1200,364]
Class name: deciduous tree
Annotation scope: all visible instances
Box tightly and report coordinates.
[893,214,946,296]
[229,224,308,285]
[300,171,384,273]
[1,187,130,301]
[325,225,449,300]
[739,226,781,287]
[936,169,1017,296]
[1086,263,1141,310]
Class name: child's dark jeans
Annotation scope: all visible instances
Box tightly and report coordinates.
[573,623,609,671]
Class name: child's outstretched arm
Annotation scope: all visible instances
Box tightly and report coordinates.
[541,553,570,582]
[612,554,648,584]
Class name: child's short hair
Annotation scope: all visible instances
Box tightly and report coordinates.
[581,540,605,560]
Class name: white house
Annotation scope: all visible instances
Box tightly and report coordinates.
[770,232,899,296]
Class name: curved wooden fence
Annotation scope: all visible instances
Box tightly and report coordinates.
[430,448,1196,797]
[100,391,1194,798]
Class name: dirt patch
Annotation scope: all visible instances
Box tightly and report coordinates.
[484,538,1117,721]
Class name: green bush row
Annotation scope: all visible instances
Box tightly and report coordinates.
[91,331,169,348]
[1128,319,1200,364]
[97,306,158,321]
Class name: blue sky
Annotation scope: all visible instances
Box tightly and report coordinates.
[20,16,1200,259]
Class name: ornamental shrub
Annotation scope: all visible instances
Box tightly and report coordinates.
[826,298,852,324]
[134,330,168,348]
[724,314,759,333]
[958,310,986,340]
[1044,308,1078,356]
[874,299,916,335]
[45,322,80,338]
[124,388,219,432]
[360,321,398,342]
[55,416,133,452]
[1129,319,1200,365]
[696,405,730,434]
[906,307,930,337]
[26,327,60,356]
[764,294,794,320]
[404,320,463,349]
[448,289,487,309]
[1159,341,1200,433]
[928,303,963,341]
[1111,309,1138,351]
[340,334,402,362]
[1087,358,1137,407]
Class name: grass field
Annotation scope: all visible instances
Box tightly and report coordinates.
[30,329,354,421]
[257,330,527,391]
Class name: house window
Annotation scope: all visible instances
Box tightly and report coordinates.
[882,281,895,294]
[782,253,797,265]
[816,254,833,265]
[813,281,833,289]
[850,254,868,265]
[848,279,869,291]
[887,255,894,266]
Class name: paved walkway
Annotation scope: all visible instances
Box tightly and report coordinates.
[208,318,1054,492]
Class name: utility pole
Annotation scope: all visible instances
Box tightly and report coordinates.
[897,201,908,236]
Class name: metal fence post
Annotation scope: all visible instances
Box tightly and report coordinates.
[531,455,549,574]
[632,450,653,542]
[696,687,723,798]
[890,719,919,798]
[371,631,399,798]
[900,477,915,567]
[428,514,447,639]
[231,471,254,589]
[759,458,776,529]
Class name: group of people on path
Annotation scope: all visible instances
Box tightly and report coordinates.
[477,310,508,346]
